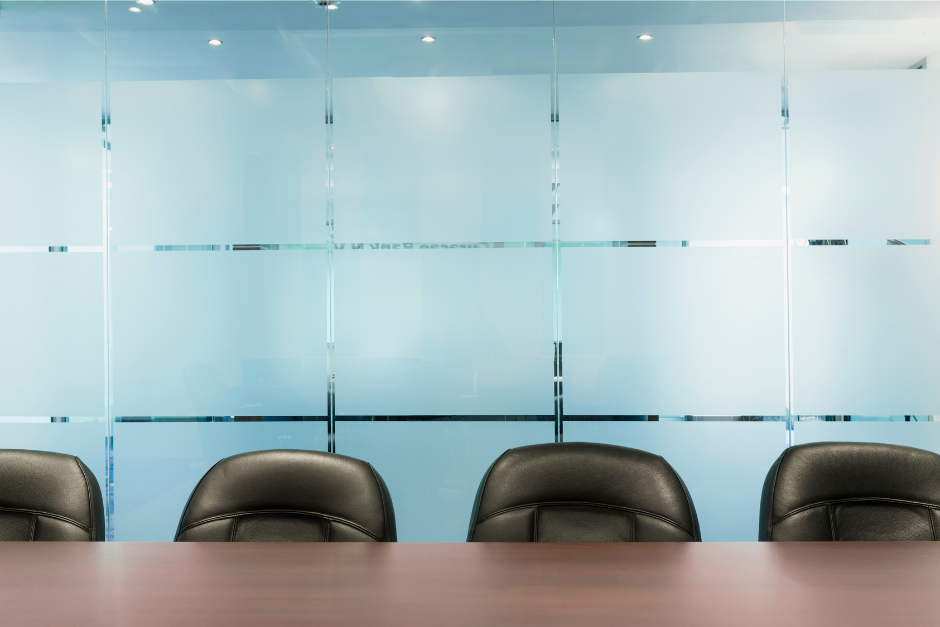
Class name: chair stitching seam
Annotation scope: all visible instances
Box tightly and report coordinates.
[175,456,227,541]
[773,496,940,526]
[631,511,636,542]
[533,505,539,542]
[74,457,96,540]
[180,510,383,542]
[28,515,36,541]
[368,464,389,542]
[661,455,698,540]
[325,519,331,542]
[0,506,92,534]
[476,502,695,539]
[230,515,239,542]
[929,507,937,541]
[828,504,836,541]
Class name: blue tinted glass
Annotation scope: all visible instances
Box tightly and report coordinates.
[334,247,553,417]
[793,421,940,454]
[0,2,104,246]
[337,421,554,541]
[114,422,327,541]
[0,254,104,417]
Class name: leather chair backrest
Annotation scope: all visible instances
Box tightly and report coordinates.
[467,442,700,542]
[175,449,396,542]
[760,442,940,541]
[0,450,104,541]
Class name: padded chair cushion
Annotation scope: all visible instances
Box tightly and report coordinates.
[467,442,700,542]
[0,449,104,541]
[175,450,396,542]
[759,442,940,541]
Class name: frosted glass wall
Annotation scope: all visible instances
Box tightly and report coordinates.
[787,7,940,422]
[332,75,552,243]
[328,2,556,540]
[553,1,787,543]
[4,1,940,542]
[334,247,553,417]
[104,1,329,541]
[560,71,783,241]
[0,2,108,504]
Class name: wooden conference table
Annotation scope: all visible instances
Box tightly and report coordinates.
[2,542,938,626]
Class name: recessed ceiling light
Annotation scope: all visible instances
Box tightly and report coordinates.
[638,34,653,41]
[208,39,222,46]
[128,6,141,12]
[422,36,436,43]
[327,3,338,9]
[137,0,154,5]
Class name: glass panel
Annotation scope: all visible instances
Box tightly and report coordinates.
[788,70,940,240]
[107,1,326,245]
[561,246,786,417]
[787,3,940,418]
[111,250,327,417]
[0,254,104,417]
[786,2,940,240]
[108,1,329,540]
[328,3,555,543]
[334,247,553,417]
[114,421,327,541]
[330,1,554,243]
[0,2,108,522]
[555,1,785,242]
[566,421,787,541]
[560,71,782,241]
[793,422,940,455]
[0,1,104,246]
[791,246,940,416]
[107,3,329,391]
[337,421,554,541]
[0,83,102,246]
[110,78,326,245]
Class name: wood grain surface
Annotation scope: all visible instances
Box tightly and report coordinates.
[1,541,938,626]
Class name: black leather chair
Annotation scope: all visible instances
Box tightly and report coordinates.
[760,442,940,541]
[175,449,396,542]
[0,450,104,541]
[467,442,701,542]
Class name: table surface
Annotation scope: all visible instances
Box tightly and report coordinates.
[2,541,938,626]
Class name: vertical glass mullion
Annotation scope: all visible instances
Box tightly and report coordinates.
[551,1,563,443]
[782,0,794,446]
[325,3,336,453]
[101,0,114,541]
